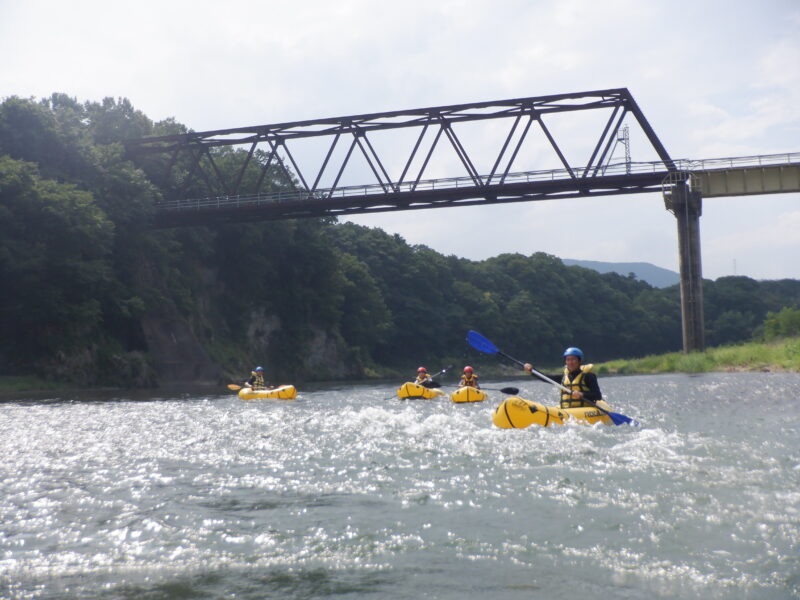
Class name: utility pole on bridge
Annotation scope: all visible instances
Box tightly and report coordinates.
[663,174,705,353]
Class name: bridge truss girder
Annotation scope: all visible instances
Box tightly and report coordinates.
[151,170,671,228]
[124,87,677,213]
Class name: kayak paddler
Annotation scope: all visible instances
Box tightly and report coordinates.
[523,347,603,409]
[415,367,433,384]
[459,365,480,389]
[245,366,268,390]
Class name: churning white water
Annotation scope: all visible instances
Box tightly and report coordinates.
[1,372,798,599]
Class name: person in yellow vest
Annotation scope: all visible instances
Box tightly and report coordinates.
[523,347,602,408]
[244,366,268,390]
[415,367,432,385]
[459,365,480,388]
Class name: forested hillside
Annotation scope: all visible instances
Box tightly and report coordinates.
[1,94,798,387]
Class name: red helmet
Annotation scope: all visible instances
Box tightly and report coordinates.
[463,366,473,373]
[417,367,427,373]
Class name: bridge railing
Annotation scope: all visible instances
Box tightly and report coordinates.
[154,151,800,213]
[678,152,800,171]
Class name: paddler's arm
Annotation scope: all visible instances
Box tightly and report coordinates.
[522,363,561,383]
[560,372,602,402]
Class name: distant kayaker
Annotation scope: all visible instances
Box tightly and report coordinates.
[415,367,433,384]
[245,366,268,390]
[459,365,480,388]
[523,347,602,408]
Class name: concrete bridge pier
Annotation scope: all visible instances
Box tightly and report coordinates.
[664,177,705,352]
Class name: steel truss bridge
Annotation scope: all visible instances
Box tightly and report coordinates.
[124,88,800,352]
[144,152,799,226]
[125,88,678,226]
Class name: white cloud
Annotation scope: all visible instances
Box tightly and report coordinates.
[1,0,798,280]
[701,196,800,279]
[715,209,800,251]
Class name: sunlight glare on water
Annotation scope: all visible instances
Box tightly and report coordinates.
[1,372,798,599]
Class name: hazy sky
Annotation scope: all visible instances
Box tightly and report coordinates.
[1,0,798,280]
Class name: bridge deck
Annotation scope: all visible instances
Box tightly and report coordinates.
[695,158,800,197]
[151,152,800,227]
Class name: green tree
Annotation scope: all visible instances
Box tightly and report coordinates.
[763,306,800,340]
[0,157,114,366]
[337,252,392,361]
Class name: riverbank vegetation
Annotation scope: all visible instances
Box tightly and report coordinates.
[597,336,800,375]
[598,308,800,374]
[0,375,66,392]
[1,93,799,388]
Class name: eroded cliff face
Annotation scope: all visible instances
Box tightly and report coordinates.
[305,326,361,379]
[237,311,363,382]
[129,251,221,386]
[137,281,361,386]
[140,314,221,384]
[130,250,364,386]
[46,345,158,388]
[245,309,282,357]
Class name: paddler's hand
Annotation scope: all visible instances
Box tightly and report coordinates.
[571,391,583,400]
[523,363,533,373]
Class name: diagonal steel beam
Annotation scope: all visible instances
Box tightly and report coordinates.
[329,136,359,192]
[487,113,522,185]
[411,125,446,192]
[311,132,342,192]
[499,113,536,185]
[398,123,429,186]
[622,89,675,170]
[536,114,576,179]
[231,141,257,196]
[583,104,622,178]
[591,107,628,177]
[358,129,397,192]
[442,121,483,186]
[125,88,675,203]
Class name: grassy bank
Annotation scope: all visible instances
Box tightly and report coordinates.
[597,337,800,375]
[0,375,69,392]
[3,338,798,392]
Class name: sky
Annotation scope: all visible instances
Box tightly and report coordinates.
[1,0,799,280]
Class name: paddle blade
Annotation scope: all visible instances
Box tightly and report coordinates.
[586,398,638,426]
[227,384,241,391]
[499,387,519,395]
[607,411,637,426]
[466,330,499,354]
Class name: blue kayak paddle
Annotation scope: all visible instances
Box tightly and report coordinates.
[466,330,637,426]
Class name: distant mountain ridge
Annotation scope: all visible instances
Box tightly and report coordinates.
[562,258,680,288]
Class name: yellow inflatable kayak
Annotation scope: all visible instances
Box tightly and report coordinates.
[397,382,445,399]
[450,386,487,403]
[492,396,615,428]
[238,384,297,400]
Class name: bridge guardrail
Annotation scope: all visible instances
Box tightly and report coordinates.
[155,152,800,212]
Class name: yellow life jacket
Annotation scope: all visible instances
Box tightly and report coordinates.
[251,372,266,390]
[415,374,432,384]
[560,364,594,408]
[460,373,479,388]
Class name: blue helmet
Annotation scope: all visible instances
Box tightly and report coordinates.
[255,366,264,372]
[563,347,584,359]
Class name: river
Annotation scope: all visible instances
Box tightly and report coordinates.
[1,372,798,599]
